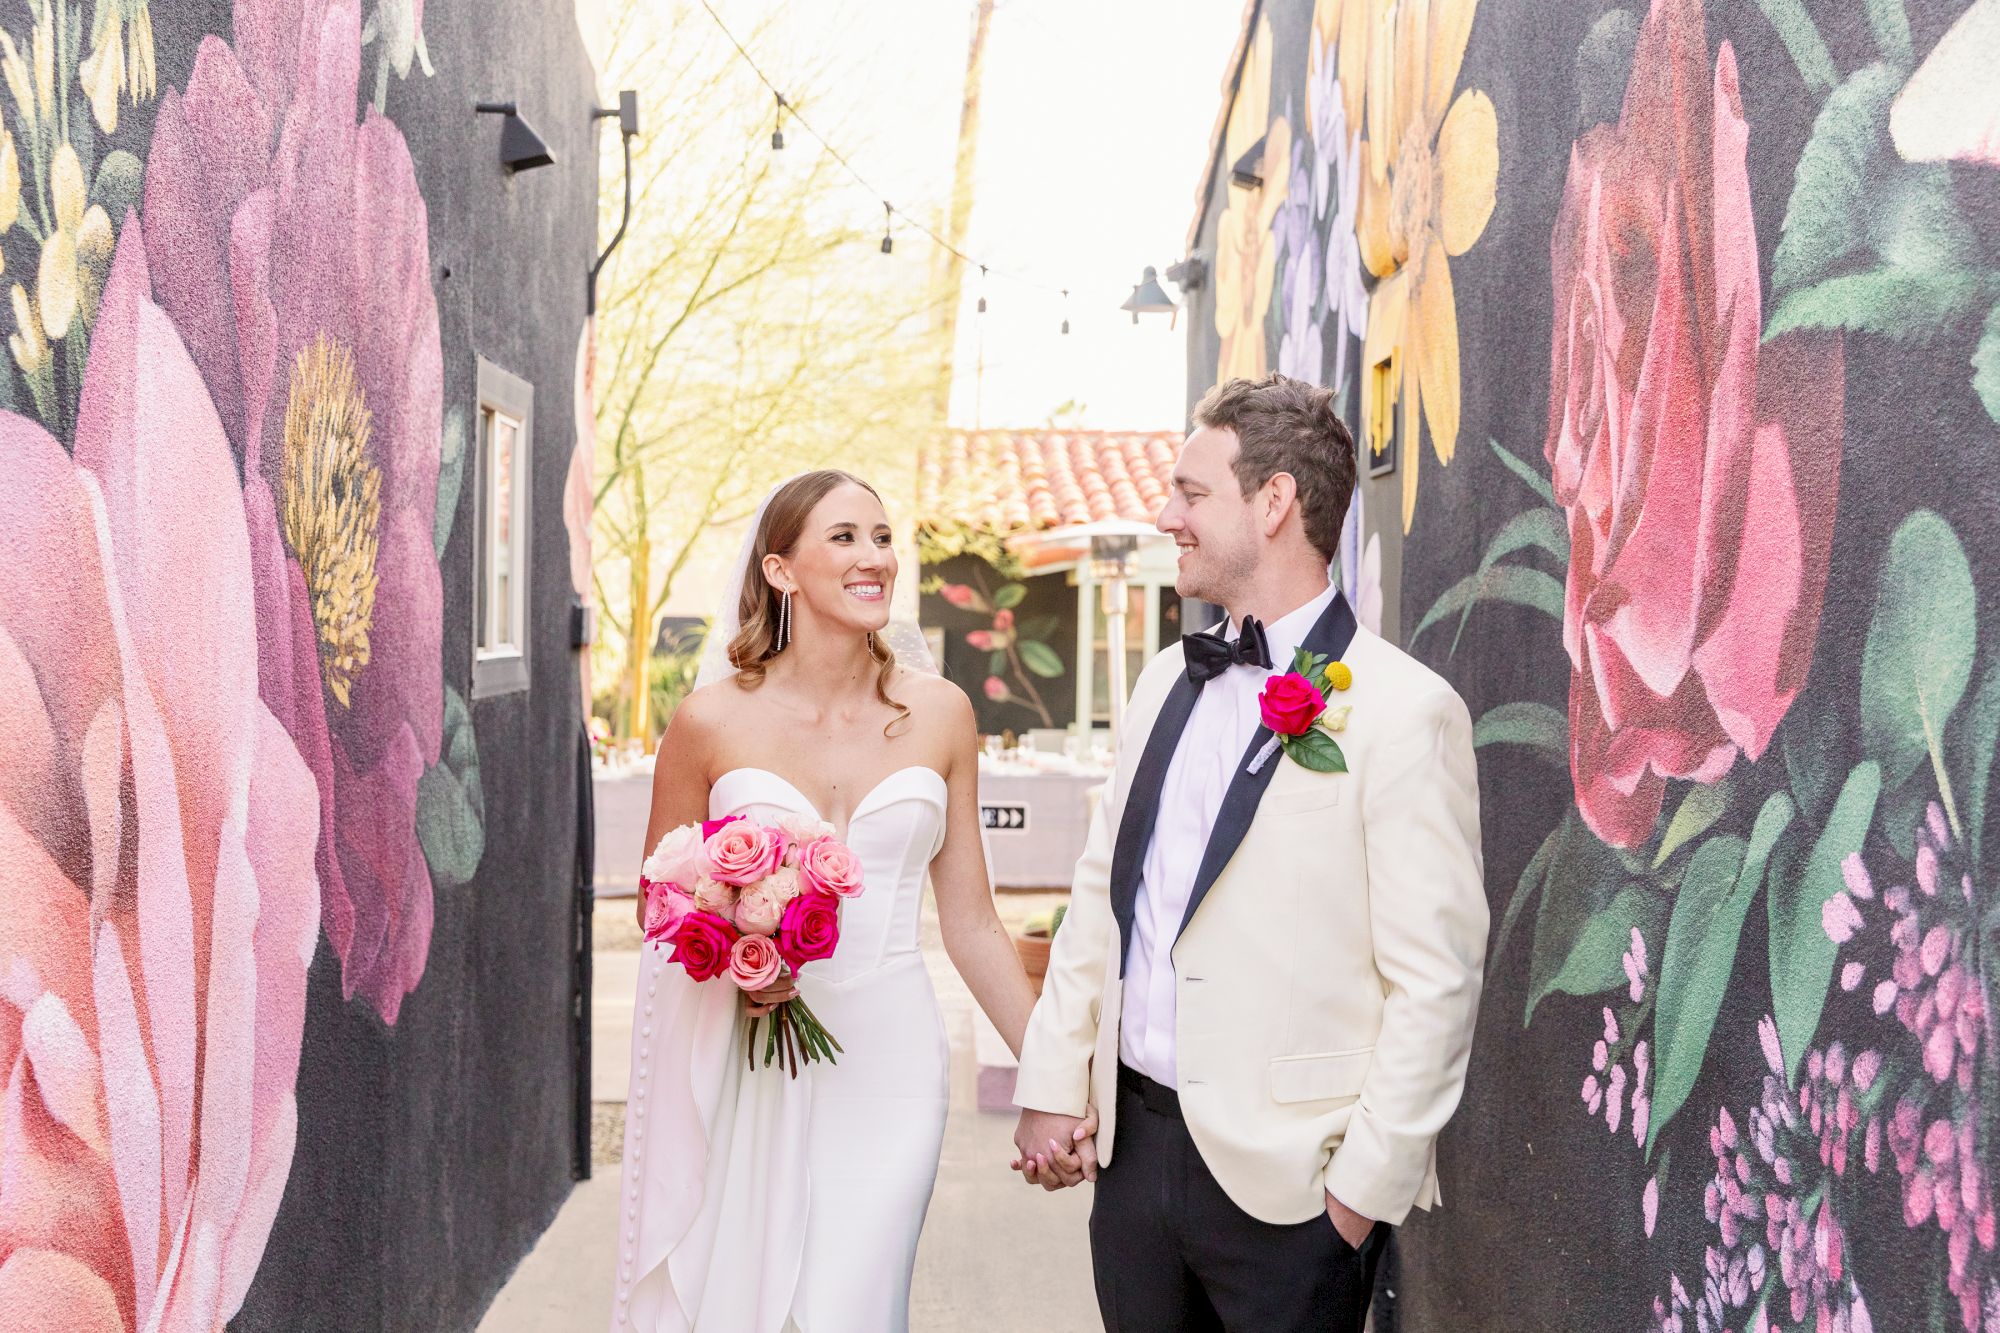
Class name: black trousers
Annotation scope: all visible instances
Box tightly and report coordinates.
[1090,1066,1387,1333]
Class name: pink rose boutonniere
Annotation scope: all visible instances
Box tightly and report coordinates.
[1249,649,1355,775]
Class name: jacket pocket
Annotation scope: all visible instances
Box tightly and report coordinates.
[1262,784,1342,815]
[1269,1046,1373,1104]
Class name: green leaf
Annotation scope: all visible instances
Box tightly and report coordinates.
[1494,819,1560,965]
[1451,508,1570,655]
[1410,565,1566,651]
[1653,780,1733,869]
[1471,701,1568,766]
[988,650,1008,676]
[90,150,145,223]
[994,583,1028,610]
[1772,64,1902,294]
[1973,303,2000,426]
[1022,615,1059,640]
[1770,766,1876,1081]
[1293,646,1317,676]
[1864,0,1913,66]
[1780,692,1844,822]
[1647,834,1759,1155]
[1526,812,1658,1025]
[1019,640,1065,679]
[1488,437,1557,507]
[1765,264,1989,342]
[1861,510,1976,792]
[434,406,467,560]
[1576,8,1641,132]
[1750,0,1839,95]
[417,685,486,888]
[1949,659,2000,865]
[1285,729,1348,774]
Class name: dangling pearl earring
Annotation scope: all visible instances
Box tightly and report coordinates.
[778,589,793,651]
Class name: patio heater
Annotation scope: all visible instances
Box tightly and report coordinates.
[1011,517,1160,749]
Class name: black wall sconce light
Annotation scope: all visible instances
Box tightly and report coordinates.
[473,101,556,173]
[588,90,641,315]
[1228,136,1267,191]
[1120,266,1179,325]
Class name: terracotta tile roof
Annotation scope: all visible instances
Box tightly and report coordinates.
[919,429,1182,533]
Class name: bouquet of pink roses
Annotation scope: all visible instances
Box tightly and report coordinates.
[640,812,866,1076]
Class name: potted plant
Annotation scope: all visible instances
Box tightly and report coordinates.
[1014,902,1067,996]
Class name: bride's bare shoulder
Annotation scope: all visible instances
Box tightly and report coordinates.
[892,669,974,735]
[663,678,758,746]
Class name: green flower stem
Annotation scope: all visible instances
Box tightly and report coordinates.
[1751,0,1838,94]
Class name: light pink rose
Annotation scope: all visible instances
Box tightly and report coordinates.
[0,222,319,1328]
[773,813,833,868]
[729,934,785,991]
[703,820,784,886]
[800,836,866,899]
[643,823,705,891]
[693,875,738,917]
[643,881,694,943]
[766,866,804,904]
[734,883,786,937]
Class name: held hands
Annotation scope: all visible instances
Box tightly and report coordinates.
[1010,1106,1099,1191]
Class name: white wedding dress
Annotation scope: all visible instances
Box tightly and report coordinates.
[612,765,952,1333]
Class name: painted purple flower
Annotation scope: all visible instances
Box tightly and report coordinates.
[141,0,444,1022]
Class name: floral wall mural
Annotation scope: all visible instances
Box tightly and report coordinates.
[0,0,592,1324]
[1188,0,2000,1328]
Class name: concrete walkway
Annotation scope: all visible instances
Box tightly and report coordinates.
[478,885,1099,1332]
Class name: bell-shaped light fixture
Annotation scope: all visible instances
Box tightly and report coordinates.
[1120,266,1177,324]
[475,101,555,173]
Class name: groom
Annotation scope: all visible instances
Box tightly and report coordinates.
[1011,374,1488,1330]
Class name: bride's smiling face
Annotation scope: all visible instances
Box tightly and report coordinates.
[766,482,896,638]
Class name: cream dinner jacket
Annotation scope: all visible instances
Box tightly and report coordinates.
[1013,613,1489,1227]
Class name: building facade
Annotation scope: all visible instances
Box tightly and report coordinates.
[0,1,600,1328]
[1186,1,2000,1330]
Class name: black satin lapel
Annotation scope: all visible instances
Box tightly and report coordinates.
[1111,671,1202,974]
[1176,592,1360,941]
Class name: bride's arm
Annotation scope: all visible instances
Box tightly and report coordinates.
[636,688,718,926]
[927,685,1039,1059]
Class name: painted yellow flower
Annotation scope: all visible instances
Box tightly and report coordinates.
[37,142,115,340]
[0,109,19,248]
[1213,18,1291,385]
[1310,0,1373,147]
[79,0,157,133]
[1355,0,1498,532]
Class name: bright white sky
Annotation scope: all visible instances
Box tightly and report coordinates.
[581,0,1245,431]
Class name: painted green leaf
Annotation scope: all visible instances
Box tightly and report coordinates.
[994,583,1028,610]
[1494,818,1560,966]
[1452,509,1570,654]
[1022,615,1060,641]
[1411,565,1566,651]
[1576,8,1641,132]
[1653,780,1732,869]
[1487,437,1557,507]
[1860,510,1976,790]
[1880,772,1931,862]
[1863,0,1913,64]
[1770,767,1876,1081]
[988,650,1008,676]
[1019,640,1065,679]
[1285,729,1347,774]
[1765,264,1988,343]
[433,405,468,560]
[1471,701,1567,766]
[1526,812,1657,1025]
[1949,660,2000,865]
[1771,64,1900,294]
[1647,835,1758,1156]
[90,150,145,223]
[1780,693,1843,822]
[1973,303,2000,426]
[417,685,486,889]
[1750,0,1838,94]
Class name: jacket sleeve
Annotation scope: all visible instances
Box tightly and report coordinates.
[1323,683,1488,1225]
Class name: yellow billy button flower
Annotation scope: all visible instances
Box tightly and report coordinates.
[1323,661,1354,692]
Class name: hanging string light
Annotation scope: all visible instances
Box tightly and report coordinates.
[1061,289,1070,335]
[879,202,894,255]
[976,265,988,314]
[771,91,786,151]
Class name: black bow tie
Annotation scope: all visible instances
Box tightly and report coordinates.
[1184,616,1274,683]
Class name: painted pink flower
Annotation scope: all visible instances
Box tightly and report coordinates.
[1544,0,1842,848]
[799,836,865,900]
[0,224,319,1329]
[141,0,445,1021]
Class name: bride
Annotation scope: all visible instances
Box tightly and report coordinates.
[613,470,1093,1332]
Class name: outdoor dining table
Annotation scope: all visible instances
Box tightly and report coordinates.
[975,758,1110,890]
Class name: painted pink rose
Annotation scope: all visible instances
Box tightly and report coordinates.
[0,224,319,1329]
[141,0,447,1021]
[728,934,785,992]
[799,836,866,900]
[778,893,842,972]
[1545,0,1842,848]
[704,820,784,886]
[642,880,694,943]
[668,912,740,984]
[642,823,705,891]
[734,882,787,937]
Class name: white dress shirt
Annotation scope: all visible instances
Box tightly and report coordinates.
[1119,581,1337,1086]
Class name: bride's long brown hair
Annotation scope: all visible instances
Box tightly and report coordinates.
[725,470,910,736]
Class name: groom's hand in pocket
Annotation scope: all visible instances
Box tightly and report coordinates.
[1012,1105,1098,1190]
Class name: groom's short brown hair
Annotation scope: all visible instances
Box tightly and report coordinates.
[1192,374,1357,563]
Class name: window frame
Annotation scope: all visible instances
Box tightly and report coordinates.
[472,356,533,699]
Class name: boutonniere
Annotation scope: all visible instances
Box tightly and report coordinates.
[1248,649,1354,775]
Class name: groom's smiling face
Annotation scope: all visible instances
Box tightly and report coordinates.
[1158,425,1259,608]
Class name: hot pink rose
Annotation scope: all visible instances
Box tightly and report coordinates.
[729,934,785,991]
[778,893,843,971]
[692,875,738,917]
[1546,0,1841,848]
[1259,671,1327,737]
[668,912,740,983]
[642,879,694,943]
[734,882,787,936]
[701,813,744,841]
[941,583,976,608]
[703,819,784,886]
[642,823,705,891]
[800,836,866,899]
